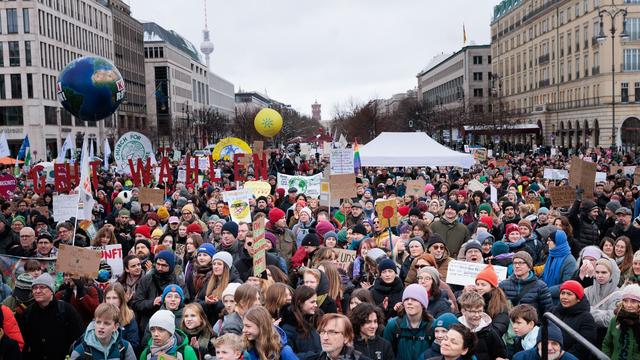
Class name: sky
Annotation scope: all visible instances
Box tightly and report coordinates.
[130,0,496,119]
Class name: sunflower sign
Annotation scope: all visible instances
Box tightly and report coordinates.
[222,189,253,224]
[211,137,252,161]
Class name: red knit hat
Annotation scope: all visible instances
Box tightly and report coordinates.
[560,280,584,300]
[398,205,410,217]
[475,264,498,288]
[134,225,151,239]
[186,222,203,234]
[479,216,493,230]
[269,208,286,224]
[504,223,520,239]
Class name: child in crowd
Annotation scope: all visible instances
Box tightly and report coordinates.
[507,304,540,358]
[212,333,244,360]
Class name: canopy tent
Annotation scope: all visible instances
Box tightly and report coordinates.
[359,132,475,168]
[0,157,23,165]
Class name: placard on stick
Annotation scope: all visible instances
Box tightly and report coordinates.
[375,199,398,227]
[139,187,165,205]
[405,179,426,197]
[252,217,267,277]
[568,156,596,199]
[329,174,356,201]
[56,244,101,278]
[548,185,575,208]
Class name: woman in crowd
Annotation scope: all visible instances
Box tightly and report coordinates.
[349,239,378,285]
[117,255,144,304]
[350,303,394,360]
[369,258,405,321]
[104,283,140,351]
[180,303,214,359]
[623,250,640,286]
[280,285,321,359]
[541,230,577,304]
[614,236,634,284]
[416,266,450,319]
[584,257,621,346]
[92,227,117,246]
[348,288,375,314]
[182,233,205,271]
[302,268,337,314]
[426,323,478,360]
[264,283,293,321]
[220,283,261,335]
[201,252,238,303]
[600,237,615,259]
[403,252,437,287]
[602,284,640,359]
[242,306,298,360]
[420,313,460,359]
[185,243,214,300]
[464,264,511,337]
[318,261,344,314]
[552,280,597,359]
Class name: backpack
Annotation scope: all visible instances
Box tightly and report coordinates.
[71,337,128,360]
[390,316,434,354]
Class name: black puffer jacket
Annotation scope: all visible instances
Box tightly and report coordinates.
[353,335,394,360]
[130,269,185,332]
[498,271,553,316]
[568,199,602,257]
[369,276,405,320]
[552,297,597,360]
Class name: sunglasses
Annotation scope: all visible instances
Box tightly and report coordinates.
[414,264,429,269]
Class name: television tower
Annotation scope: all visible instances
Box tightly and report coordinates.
[200,0,214,67]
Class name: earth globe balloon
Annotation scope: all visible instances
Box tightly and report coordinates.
[56,56,126,121]
[254,108,283,137]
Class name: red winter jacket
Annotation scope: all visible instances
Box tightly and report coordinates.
[55,285,100,326]
[1,305,23,351]
[291,247,309,270]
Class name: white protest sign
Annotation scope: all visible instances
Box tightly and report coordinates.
[330,148,354,175]
[467,179,486,193]
[595,172,607,182]
[177,170,187,183]
[113,131,157,174]
[91,244,124,280]
[189,157,210,170]
[277,173,323,197]
[222,189,253,224]
[543,168,569,180]
[490,185,498,203]
[445,260,507,286]
[53,194,80,222]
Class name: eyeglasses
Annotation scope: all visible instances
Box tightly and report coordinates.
[430,245,445,250]
[414,264,429,269]
[319,330,343,337]
[512,260,527,266]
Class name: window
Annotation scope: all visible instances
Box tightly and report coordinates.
[575,3,580,17]
[44,106,57,125]
[622,82,629,102]
[25,41,31,66]
[473,88,484,97]
[629,18,640,40]
[473,56,483,65]
[0,75,4,99]
[488,55,492,64]
[0,106,23,126]
[10,74,21,99]
[26,74,33,99]
[23,8,30,33]
[623,49,640,71]
[636,82,640,102]
[0,43,3,67]
[473,104,484,113]
[473,72,483,81]
[560,11,565,25]
[583,0,589,12]
[61,108,72,125]
[6,9,18,34]
[8,42,19,67]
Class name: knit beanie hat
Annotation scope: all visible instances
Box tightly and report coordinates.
[212,251,233,269]
[560,280,584,300]
[444,201,459,212]
[606,200,622,213]
[622,284,640,302]
[186,222,203,234]
[157,206,170,221]
[265,232,278,250]
[478,203,492,215]
[182,203,195,215]
[476,264,499,288]
[418,266,441,287]
[197,243,216,258]
[537,322,563,346]
[377,258,397,274]
[352,224,367,236]
[409,207,422,218]
[151,229,164,239]
[582,247,602,261]
[634,250,640,262]
[537,207,549,215]
[476,232,495,245]
[134,239,152,253]
[161,284,185,306]
[432,312,460,331]
[222,283,241,300]
[502,201,515,211]
[518,219,533,233]
[221,221,238,238]
[32,273,55,293]
[402,284,429,310]
[15,273,33,290]
[134,225,151,239]
[148,309,175,334]
[315,221,335,239]
[323,231,338,242]
[398,206,410,217]
[479,216,493,230]
[366,248,386,262]
[268,208,286,224]
[464,241,483,255]
[504,223,520,239]
[301,233,320,247]
[12,215,25,225]
[299,207,313,218]
[513,251,533,269]
[491,241,510,256]
[408,237,426,251]
[426,234,446,250]
[155,250,176,272]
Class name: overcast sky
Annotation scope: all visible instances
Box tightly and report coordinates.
[130,0,496,119]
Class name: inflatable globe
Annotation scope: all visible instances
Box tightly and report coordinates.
[57,56,126,121]
[254,108,283,137]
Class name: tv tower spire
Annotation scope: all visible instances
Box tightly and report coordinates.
[200,0,214,67]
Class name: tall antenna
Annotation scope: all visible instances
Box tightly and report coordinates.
[203,0,208,30]
[200,0,214,67]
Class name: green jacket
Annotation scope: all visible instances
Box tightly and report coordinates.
[429,217,470,258]
[139,328,198,360]
[603,316,640,360]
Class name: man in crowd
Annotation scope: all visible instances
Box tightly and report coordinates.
[431,201,470,257]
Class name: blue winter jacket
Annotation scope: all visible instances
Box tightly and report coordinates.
[499,271,554,316]
[245,325,299,360]
[513,347,579,360]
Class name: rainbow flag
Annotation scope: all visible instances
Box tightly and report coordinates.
[353,139,361,174]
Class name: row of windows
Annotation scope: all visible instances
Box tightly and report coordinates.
[1,8,30,34]
[0,74,33,100]
[0,106,23,126]
[38,0,111,35]
[620,82,640,103]
[0,41,33,67]
[144,46,164,59]
[423,76,464,106]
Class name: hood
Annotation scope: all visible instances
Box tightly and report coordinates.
[577,245,604,266]
[275,325,288,347]
[83,320,119,356]
[585,256,620,303]
[458,312,492,332]
[476,231,495,244]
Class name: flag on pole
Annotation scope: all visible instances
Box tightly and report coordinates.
[14,135,30,175]
[77,135,95,220]
[89,138,94,160]
[353,139,361,175]
[58,132,74,163]
[0,132,10,158]
[103,138,111,171]
[463,23,468,45]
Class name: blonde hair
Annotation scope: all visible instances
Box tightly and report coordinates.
[319,261,342,299]
[243,306,281,360]
[103,283,134,325]
[205,261,231,300]
[213,333,243,353]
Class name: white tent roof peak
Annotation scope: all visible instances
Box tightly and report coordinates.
[359,132,475,168]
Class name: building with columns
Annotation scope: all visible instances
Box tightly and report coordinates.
[491,0,640,149]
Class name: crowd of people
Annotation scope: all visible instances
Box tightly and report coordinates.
[1,146,640,359]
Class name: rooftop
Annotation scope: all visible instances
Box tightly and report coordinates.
[417,44,490,78]
[142,22,203,64]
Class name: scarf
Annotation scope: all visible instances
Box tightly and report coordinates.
[617,310,640,360]
[148,335,181,359]
[541,233,571,287]
[183,326,212,356]
[192,263,212,295]
[506,238,526,249]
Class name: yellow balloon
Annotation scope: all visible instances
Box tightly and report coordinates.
[254,108,283,137]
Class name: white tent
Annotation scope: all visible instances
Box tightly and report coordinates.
[359,132,475,168]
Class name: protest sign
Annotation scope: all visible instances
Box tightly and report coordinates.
[113,132,157,174]
[330,174,356,201]
[91,244,123,290]
[334,249,356,272]
[243,181,271,197]
[467,179,486,193]
[0,174,17,200]
[53,193,80,222]
[330,148,355,175]
[319,181,330,207]
[490,185,498,203]
[445,260,507,286]
[252,217,267,277]
[277,173,322,198]
[474,148,487,162]
[56,244,101,278]
[177,170,187,183]
[79,220,97,240]
[222,189,253,224]
[548,185,575,208]
[569,156,596,199]
[375,199,399,227]
[543,168,569,180]
[139,188,165,205]
[595,172,607,183]
[406,179,426,197]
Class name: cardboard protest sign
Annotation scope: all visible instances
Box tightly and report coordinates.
[222,189,253,224]
[56,244,101,278]
[569,156,596,199]
[243,181,271,197]
[543,168,569,180]
[474,148,487,162]
[406,179,426,197]
[375,199,399,227]
[548,185,575,208]
[52,194,80,222]
[467,179,486,193]
[333,249,357,272]
[139,188,165,205]
[445,260,507,286]
[330,174,356,201]
[277,173,322,197]
[252,217,267,277]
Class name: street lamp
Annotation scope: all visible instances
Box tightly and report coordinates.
[597,0,629,148]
